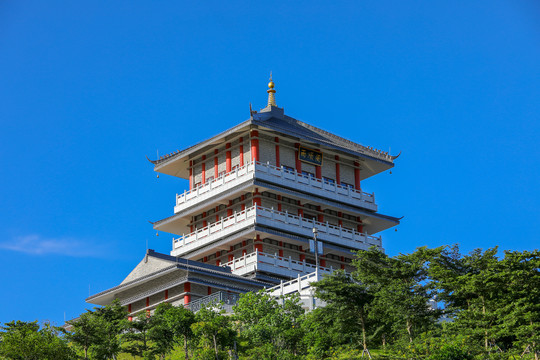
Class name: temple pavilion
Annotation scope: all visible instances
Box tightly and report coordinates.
[86,77,400,316]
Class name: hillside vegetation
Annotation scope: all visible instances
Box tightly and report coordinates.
[1,246,538,360]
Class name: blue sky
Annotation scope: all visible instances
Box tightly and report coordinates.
[1,1,539,325]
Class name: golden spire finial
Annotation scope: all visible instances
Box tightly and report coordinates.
[267,72,276,107]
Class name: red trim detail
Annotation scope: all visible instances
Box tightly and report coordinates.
[251,131,259,162]
[275,137,280,167]
[184,283,191,305]
[164,289,168,300]
[226,143,231,172]
[214,151,219,179]
[201,161,206,184]
[295,143,302,173]
[354,162,361,190]
[189,161,193,190]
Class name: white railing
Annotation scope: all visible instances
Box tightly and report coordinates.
[253,161,376,210]
[171,206,257,254]
[267,272,320,297]
[175,162,256,210]
[223,251,335,277]
[171,206,381,255]
[175,161,376,212]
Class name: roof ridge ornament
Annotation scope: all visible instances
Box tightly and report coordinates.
[267,72,276,107]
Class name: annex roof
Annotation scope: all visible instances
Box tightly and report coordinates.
[86,249,268,306]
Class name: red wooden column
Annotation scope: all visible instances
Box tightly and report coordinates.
[189,160,193,190]
[214,149,219,178]
[201,155,206,184]
[215,206,220,222]
[354,161,361,190]
[299,246,305,262]
[275,137,280,167]
[277,195,282,211]
[202,212,207,227]
[208,286,212,295]
[317,206,324,223]
[320,256,326,267]
[215,251,221,266]
[295,143,302,173]
[254,234,263,252]
[227,201,233,216]
[241,195,246,210]
[164,289,169,300]
[252,188,261,207]
[226,143,231,172]
[242,240,247,256]
[278,241,284,257]
[315,149,322,179]
[184,283,191,305]
[335,155,340,185]
[228,249,234,262]
[338,212,343,227]
[297,201,304,217]
[128,304,132,321]
[239,137,244,166]
[146,297,150,316]
[251,130,260,162]
[357,217,364,233]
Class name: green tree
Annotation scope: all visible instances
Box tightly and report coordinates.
[0,320,75,360]
[91,299,128,360]
[233,290,305,358]
[495,250,540,359]
[354,246,442,344]
[191,305,235,360]
[150,302,196,360]
[66,310,101,359]
[122,311,154,359]
[311,270,374,353]
[430,246,503,352]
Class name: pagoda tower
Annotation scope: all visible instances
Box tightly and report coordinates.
[86,77,400,315]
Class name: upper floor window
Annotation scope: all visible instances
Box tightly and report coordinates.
[281,196,298,205]
[323,177,335,185]
[304,203,319,211]
[342,213,357,221]
[324,209,338,217]
[262,191,277,200]
[302,171,315,179]
[282,165,295,174]
[341,182,354,190]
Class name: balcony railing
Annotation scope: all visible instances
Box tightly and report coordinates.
[253,161,376,211]
[175,162,256,212]
[174,161,376,213]
[267,272,320,297]
[185,291,240,313]
[222,251,335,277]
[171,205,381,256]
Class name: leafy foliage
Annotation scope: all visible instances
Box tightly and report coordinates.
[0,320,75,360]
[3,246,537,360]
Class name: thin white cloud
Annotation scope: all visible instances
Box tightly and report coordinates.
[0,234,110,257]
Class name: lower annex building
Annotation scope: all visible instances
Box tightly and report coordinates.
[86,78,400,317]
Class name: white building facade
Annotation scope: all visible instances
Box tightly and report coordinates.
[86,79,400,315]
